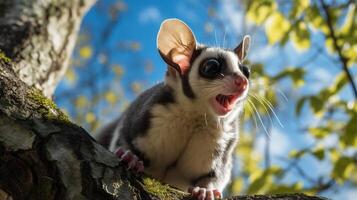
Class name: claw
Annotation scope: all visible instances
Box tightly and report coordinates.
[188,187,221,200]
[213,189,222,199]
[114,147,145,173]
[197,188,206,200]
[115,147,125,157]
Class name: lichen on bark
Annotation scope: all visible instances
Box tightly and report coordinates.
[27,88,70,123]
[0,50,11,63]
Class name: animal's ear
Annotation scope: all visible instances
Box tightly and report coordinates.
[234,35,251,62]
[157,18,196,75]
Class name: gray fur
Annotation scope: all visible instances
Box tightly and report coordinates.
[97,47,246,192]
[97,21,250,194]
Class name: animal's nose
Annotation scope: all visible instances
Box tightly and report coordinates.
[234,76,248,90]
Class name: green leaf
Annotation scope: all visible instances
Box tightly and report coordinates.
[247,1,277,25]
[291,21,311,51]
[289,149,306,158]
[273,67,305,87]
[332,156,355,184]
[311,147,325,160]
[306,5,329,34]
[341,113,357,147]
[265,12,291,44]
[247,171,269,194]
[231,178,244,194]
[338,4,356,35]
[247,168,279,194]
[296,97,308,116]
[309,96,324,117]
[289,0,310,18]
[328,73,348,95]
[308,127,330,139]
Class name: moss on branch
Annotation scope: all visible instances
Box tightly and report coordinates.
[27,88,70,123]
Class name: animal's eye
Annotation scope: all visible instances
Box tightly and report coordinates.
[240,65,250,79]
[200,58,221,78]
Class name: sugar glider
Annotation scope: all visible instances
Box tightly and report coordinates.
[96,18,251,200]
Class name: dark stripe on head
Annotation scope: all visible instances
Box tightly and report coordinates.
[180,47,206,99]
[190,46,206,64]
[181,73,195,99]
[191,170,216,186]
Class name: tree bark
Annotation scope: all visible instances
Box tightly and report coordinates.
[0,1,329,200]
[0,65,329,199]
[0,0,95,97]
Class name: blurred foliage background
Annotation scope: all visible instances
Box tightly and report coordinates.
[54,0,357,199]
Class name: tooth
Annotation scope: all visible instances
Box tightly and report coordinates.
[224,96,228,107]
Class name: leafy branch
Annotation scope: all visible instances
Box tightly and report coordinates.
[318,0,357,99]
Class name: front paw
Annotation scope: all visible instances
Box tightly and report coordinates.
[188,186,222,200]
[115,147,144,173]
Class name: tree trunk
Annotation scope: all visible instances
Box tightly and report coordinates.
[0,0,95,97]
[0,1,328,200]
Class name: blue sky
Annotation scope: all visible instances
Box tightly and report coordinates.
[54,0,357,199]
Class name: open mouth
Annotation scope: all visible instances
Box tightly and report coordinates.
[211,94,240,115]
[216,94,238,110]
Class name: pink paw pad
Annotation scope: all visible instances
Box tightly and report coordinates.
[188,187,222,200]
[115,147,144,172]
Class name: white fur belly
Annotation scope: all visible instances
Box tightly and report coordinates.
[133,104,201,177]
[164,129,236,191]
[133,103,228,189]
[163,130,220,189]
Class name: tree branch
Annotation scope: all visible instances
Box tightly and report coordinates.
[318,0,357,99]
[0,61,328,200]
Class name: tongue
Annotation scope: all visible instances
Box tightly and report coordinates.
[225,98,229,108]
[217,94,238,109]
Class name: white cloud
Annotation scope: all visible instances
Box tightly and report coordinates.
[139,6,161,24]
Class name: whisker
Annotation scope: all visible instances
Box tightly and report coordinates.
[245,101,258,130]
[247,98,271,138]
[223,29,227,49]
[255,94,285,128]
[249,94,274,127]
[249,81,289,103]
[214,30,218,47]
[276,88,289,102]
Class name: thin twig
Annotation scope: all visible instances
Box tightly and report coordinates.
[318,0,357,99]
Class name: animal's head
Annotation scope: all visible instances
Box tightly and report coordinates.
[157,19,250,117]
